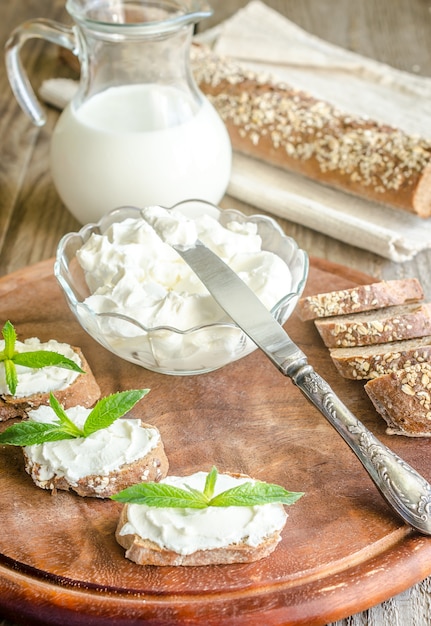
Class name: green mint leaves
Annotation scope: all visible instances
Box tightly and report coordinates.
[0,321,84,396]
[0,388,150,446]
[111,466,304,509]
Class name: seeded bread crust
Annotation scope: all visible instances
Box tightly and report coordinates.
[365,363,431,436]
[115,472,285,566]
[22,421,169,498]
[0,347,101,422]
[330,336,431,380]
[314,303,431,349]
[191,45,431,218]
[297,279,424,321]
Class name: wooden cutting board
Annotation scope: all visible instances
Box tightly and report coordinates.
[1,257,431,626]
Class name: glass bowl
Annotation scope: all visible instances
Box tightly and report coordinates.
[54,201,309,375]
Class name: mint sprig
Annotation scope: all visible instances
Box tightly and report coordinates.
[111,466,304,508]
[0,321,85,396]
[0,388,150,446]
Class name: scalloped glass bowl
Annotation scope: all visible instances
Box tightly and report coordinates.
[54,201,309,375]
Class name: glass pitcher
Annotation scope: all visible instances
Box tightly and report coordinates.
[5,0,232,224]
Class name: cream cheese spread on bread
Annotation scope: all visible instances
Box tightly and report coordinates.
[76,207,293,330]
[0,338,81,398]
[24,405,161,484]
[118,471,288,555]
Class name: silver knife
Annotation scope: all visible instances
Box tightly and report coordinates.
[173,239,431,535]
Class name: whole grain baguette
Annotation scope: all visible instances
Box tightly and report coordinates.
[191,45,431,218]
[23,421,169,498]
[314,303,431,348]
[297,278,424,321]
[365,363,431,436]
[0,347,101,422]
[115,503,282,566]
[330,336,431,380]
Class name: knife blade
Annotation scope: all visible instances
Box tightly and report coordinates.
[173,239,431,535]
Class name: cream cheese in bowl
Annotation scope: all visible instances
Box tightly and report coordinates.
[55,201,308,375]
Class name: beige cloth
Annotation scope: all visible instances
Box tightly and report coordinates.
[40,0,431,262]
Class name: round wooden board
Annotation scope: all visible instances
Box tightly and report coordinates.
[1,257,431,626]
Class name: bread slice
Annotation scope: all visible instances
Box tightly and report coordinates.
[0,346,101,422]
[297,278,424,321]
[365,363,431,436]
[115,471,287,566]
[315,303,431,348]
[23,420,169,498]
[330,336,431,380]
[116,506,283,566]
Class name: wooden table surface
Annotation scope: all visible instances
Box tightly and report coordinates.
[1,1,431,625]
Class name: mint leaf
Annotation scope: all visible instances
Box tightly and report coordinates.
[0,421,76,446]
[111,467,304,509]
[14,351,84,373]
[0,388,151,446]
[0,321,85,395]
[4,359,18,396]
[1,321,16,359]
[111,482,209,508]
[209,481,304,507]
[82,389,150,436]
[49,392,83,438]
[1,321,18,395]
[203,465,218,500]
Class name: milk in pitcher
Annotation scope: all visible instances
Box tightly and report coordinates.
[50,84,232,224]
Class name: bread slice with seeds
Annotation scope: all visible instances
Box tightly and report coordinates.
[365,362,431,436]
[297,278,424,321]
[314,303,431,348]
[330,336,431,380]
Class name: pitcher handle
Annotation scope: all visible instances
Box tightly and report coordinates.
[5,19,78,126]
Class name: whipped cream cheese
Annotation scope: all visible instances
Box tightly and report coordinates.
[24,405,160,485]
[119,471,288,555]
[76,207,293,331]
[0,338,81,398]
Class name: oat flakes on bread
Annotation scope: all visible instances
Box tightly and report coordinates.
[297,278,424,321]
[314,303,431,349]
[364,362,431,436]
[0,345,101,422]
[330,336,431,380]
[191,45,431,218]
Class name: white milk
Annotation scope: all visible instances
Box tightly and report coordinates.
[50,84,232,224]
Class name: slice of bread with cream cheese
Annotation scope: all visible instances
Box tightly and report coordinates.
[115,470,292,566]
[0,338,100,421]
[22,404,168,497]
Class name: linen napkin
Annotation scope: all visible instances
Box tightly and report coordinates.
[39,0,431,262]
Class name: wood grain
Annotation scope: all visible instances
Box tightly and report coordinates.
[1,258,431,626]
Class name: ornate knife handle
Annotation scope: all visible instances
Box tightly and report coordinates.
[286,359,431,535]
